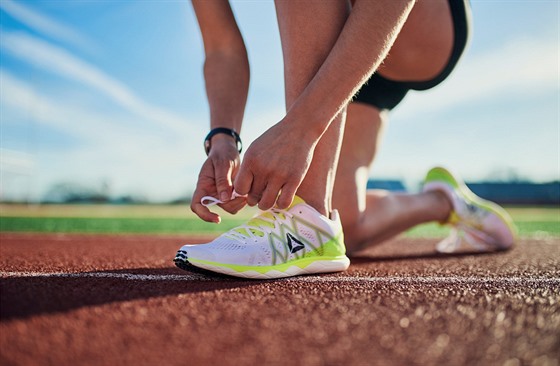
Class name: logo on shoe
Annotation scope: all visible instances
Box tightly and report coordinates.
[286,233,305,254]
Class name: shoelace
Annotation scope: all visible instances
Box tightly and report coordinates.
[201,192,246,207]
[200,193,292,242]
[226,208,293,242]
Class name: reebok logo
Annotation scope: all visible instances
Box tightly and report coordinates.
[286,233,305,254]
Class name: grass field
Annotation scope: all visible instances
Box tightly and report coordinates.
[0,204,558,237]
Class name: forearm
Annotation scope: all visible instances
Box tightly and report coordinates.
[192,0,249,135]
[204,50,249,133]
[284,0,415,138]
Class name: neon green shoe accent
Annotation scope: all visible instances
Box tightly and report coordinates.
[234,195,306,237]
[447,211,461,225]
[188,233,345,274]
[301,232,346,258]
[425,167,460,190]
[425,167,463,225]
[424,167,517,236]
[259,207,346,265]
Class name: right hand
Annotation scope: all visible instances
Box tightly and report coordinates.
[234,118,318,210]
[191,135,247,223]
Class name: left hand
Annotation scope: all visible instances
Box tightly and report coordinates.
[191,136,246,223]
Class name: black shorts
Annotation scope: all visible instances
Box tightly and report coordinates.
[353,0,471,110]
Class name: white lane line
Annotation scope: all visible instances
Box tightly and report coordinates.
[0,271,212,281]
[294,276,560,285]
[1,271,558,285]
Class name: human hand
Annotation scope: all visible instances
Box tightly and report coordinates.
[234,120,318,210]
[191,136,246,223]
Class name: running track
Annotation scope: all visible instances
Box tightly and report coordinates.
[1,233,559,365]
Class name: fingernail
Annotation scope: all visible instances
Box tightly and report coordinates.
[220,192,229,201]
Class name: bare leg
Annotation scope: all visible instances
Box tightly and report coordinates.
[378,0,454,81]
[275,0,350,215]
[334,0,455,253]
[334,103,452,253]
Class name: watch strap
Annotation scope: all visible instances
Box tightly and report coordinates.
[204,127,242,155]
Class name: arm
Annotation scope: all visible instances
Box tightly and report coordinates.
[285,0,414,136]
[234,0,415,210]
[191,0,250,222]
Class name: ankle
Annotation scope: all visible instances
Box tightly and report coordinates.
[430,190,453,222]
[296,194,329,217]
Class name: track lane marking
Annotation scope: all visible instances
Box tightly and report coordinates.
[1,271,558,285]
[0,271,210,281]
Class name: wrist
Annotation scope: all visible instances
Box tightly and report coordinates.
[283,104,327,142]
[204,127,242,155]
[210,134,237,152]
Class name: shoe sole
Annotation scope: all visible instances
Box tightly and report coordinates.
[174,249,350,280]
[425,167,516,250]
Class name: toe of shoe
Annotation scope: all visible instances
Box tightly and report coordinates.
[176,244,217,262]
[485,215,516,249]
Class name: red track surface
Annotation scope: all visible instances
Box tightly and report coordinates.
[1,233,559,366]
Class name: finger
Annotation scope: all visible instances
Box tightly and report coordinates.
[247,178,266,207]
[233,163,253,196]
[213,158,233,202]
[220,196,247,214]
[191,201,221,223]
[276,182,298,209]
[191,184,220,223]
[258,182,282,211]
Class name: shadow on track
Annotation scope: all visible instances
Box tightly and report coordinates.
[0,268,254,320]
[1,249,505,320]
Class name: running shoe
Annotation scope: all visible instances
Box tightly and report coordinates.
[174,196,350,279]
[423,167,516,253]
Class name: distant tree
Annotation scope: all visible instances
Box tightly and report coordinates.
[42,182,110,203]
[484,167,531,183]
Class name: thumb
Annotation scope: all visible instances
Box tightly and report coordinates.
[233,161,252,196]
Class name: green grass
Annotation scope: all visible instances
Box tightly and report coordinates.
[406,221,560,238]
[0,204,558,237]
[0,217,247,234]
[0,204,255,235]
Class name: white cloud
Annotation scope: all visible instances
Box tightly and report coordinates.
[0,148,35,175]
[0,31,195,136]
[364,37,559,186]
[1,70,145,144]
[0,0,96,53]
[0,70,204,201]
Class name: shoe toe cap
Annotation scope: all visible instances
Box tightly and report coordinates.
[177,244,217,262]
[484,216,516,249]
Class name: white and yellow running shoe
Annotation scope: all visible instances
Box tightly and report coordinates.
[423,167,516,253]
[174,196,350,279]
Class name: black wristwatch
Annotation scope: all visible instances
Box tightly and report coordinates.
[204,127,242,156]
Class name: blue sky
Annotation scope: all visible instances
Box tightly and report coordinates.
[0,0,558,202]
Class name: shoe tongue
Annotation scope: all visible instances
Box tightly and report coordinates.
[287,195,305,209]
[257,195,306,220]
[234,196,306,237]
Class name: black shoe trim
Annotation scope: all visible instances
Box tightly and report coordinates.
[173,250,235,279]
